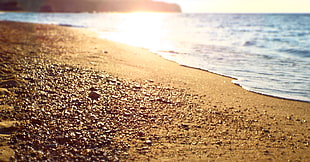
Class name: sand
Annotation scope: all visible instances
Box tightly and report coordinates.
[0,21,309,161]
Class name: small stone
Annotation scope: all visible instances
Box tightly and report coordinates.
[137,131,145,137]
[0,121,19,134]
[263,150,270,154]
[133,84,142,89]
[0,105,14,111]
[30,118,43,125]
[212,141,223,145]
[88,91,101,100]
[286,115,293,120]
[108,78,117,83]
[0,88,11,96]
[181,123,190,130]
[0,79,23,88]
[89,87,98,91]
[145,140,152,145]
[55,135,68,144]
[0,146,14,162]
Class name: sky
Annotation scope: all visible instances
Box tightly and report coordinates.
[160,0,310,13]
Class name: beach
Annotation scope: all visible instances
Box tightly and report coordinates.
[0,21,309,161]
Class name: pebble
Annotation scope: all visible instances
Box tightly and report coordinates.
[1,52,200,161]
[0,121,19,134]
[262,129,270,133]
[0,88,11,96]
[0,79,23,88]
[145,140,152,145]
[88,91,101,100]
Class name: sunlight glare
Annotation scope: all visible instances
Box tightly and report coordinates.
[108,13,172,50]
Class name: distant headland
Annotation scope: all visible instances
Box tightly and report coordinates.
[0,0,182,13]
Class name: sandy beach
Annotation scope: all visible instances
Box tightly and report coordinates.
[0,21,309,161]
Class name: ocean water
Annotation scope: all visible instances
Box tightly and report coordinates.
[1,12,309,102]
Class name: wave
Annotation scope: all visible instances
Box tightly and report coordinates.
[279,48,310,58]
[243,40,256,46]
[158,50,181,54]
[58,23,87,28]
[270,38,287,43]
[296,32,310,37]
[233,79,310,102]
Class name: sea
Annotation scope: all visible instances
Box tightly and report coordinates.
[1,12,309,102]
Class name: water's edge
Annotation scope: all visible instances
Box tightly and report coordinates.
[2,18,309,103]
[155,52,310,103]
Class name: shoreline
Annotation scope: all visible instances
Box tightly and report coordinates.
[1,21,309,161]
[62,25,309,119]
[179,64,310,103]
[88,25,310,105]
[107,40,310,103]
[1,13,309,103]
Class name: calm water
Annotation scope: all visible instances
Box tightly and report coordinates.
[1,12,309,102]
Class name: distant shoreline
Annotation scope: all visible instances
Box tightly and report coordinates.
[0,0,182,13]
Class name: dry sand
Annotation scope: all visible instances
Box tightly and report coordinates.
[0,21,309,161]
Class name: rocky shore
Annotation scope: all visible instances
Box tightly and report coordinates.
[0,21,309,161]
[0,51,199,161]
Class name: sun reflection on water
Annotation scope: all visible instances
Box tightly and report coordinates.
[104,13,173,50]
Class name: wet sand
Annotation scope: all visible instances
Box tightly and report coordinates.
[0,21,309,161]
